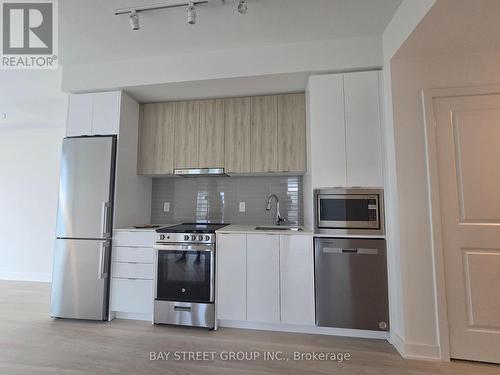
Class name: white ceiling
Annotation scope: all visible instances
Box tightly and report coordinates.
[395,0,500,59]
[60,0,402,66]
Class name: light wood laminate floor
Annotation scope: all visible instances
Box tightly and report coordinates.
[0,281,498,375]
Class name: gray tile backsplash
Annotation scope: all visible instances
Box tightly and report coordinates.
[151,176,303,226]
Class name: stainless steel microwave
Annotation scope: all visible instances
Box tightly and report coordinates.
[314,188,385,236]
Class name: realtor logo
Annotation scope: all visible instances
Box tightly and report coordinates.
[1,0,58,69]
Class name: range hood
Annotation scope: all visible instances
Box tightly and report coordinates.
[174,168,228,177]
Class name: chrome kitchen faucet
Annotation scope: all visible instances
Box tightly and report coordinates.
[266,194,286,225]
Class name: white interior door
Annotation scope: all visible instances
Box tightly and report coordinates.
[434,94,500,363]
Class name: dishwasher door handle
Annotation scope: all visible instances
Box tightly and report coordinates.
[323,247,378,255]
[342,248,358,253]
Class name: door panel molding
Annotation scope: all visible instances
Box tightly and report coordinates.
[462,249,500,330]
[422,84,500,362]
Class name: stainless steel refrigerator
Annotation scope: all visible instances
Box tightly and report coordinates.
[50,136,116,321]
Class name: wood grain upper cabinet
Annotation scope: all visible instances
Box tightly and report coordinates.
[277,93,306,173]
[251,96,278,173]
[174,100,200,169]
[137,103,175,175]
[224,97,251,173]
[199,99,225,168]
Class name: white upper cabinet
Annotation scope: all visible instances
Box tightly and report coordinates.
[307,71,383,188]
[66,94,93,137]
[344,72,383,187]
[66,92,121,137]
[92,92,121,135]
[308,74,346,188]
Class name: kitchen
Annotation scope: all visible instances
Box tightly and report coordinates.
[2,1,500,374]
[51,70,389,338]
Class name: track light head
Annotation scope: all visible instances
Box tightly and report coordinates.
[237,0,247,14]
[187,2,196,24]
[129,10,140,30]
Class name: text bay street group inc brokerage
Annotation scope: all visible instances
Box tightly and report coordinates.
[149,351,352,363]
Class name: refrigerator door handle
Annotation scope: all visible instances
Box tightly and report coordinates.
[101,202,110,238]
[98,242,109,279]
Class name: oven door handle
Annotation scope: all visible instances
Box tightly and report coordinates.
[154,244,215,252]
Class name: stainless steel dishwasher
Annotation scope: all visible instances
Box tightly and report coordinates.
[314,237,389,331]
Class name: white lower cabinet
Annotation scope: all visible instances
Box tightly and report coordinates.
[110,230,155,320]
[279,235,315,325]
[216,234,247,320]
[111,262,154,280]
[216,233,315,327]
[110,278,153,315]
[246,234,280,323]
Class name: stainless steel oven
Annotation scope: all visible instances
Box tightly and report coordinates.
[155,243,214,303]
[153,223,228,330]
[314,188,384,236]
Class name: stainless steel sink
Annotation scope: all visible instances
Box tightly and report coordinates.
[254,226,303,232]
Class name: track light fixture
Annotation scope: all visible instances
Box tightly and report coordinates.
[114,1,248,30]
[129,10,140,31]
[187,1,196,25]
[237,0,247,14]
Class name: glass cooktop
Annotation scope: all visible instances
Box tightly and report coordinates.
[156,223,229,234]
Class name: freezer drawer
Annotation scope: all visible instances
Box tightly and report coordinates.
[314,237,389,331]
[50,239,110,320]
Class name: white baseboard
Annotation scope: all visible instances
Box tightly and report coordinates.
[218,320,389,340]
[390,333,441,361]
[113,311,152,322]
[0,272,51,283]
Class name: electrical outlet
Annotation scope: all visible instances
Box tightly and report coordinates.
[239,202,246,212]
[163,202,170,212]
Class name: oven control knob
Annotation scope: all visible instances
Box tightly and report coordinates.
[184,235,189,241]
[181,288,186,293]
[191,235,197,241]
[205,235,210,241]
[159,235,165,240]
[199,235,204,241]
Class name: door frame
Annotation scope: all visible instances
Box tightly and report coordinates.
[421,84,500,361]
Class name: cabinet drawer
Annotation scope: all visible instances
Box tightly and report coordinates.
[112,247,153,263]
[111,262,154,280]
[113,231,155,247]
[110,278,153,314]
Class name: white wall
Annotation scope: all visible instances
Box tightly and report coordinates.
[0,127,65,282]
[63,36,384,94]
[380,0,437,359]
[0,70,67,282]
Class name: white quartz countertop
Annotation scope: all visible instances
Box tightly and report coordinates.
[216,225,313,235]
[113,224,179,232]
